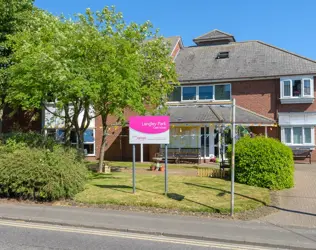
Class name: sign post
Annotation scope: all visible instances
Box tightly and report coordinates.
[164,144,168,195]
[129,116,170,194]
[231,99,236,216]
[132,144,136,194]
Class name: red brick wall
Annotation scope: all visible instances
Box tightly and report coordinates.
[171,40,181,58]
[2,107,42,133]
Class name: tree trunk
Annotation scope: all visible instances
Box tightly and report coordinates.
[98,113,108,173]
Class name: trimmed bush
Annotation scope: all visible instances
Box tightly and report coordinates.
[228,136,294,190]
[0,143,88,201]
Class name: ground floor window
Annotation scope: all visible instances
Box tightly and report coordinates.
[45,128,95,156]
[282,126,314,146]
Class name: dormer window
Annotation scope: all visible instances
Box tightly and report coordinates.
[280,76,314,104]
[216,51,229,59]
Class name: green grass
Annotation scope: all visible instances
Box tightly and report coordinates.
[75,172,270,214]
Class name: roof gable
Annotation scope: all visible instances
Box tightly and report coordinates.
[193,29,235,45]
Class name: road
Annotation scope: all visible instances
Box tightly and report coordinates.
[0,220,275,250]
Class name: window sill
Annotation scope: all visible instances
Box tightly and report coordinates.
[286,144,315,150]
[280,97,314,104]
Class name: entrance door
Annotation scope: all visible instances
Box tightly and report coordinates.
[200,127,210,158]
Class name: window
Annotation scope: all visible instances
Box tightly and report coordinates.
[282,127,314,145]
[199,86,213,100]
[173,84,231,102]
[215,84,231,100]
[293,127,303,144]
[182,86,196,101]
[283,80,291,97]
[280,77,314,103]
[284,128,291,143]
[168,87,181,102]
[216,51,229,59]
[46,128,95,155]
[304,79,311,96]
[83,129,95,155]
[305,128,312,143]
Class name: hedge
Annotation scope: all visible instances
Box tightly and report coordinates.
[0,143,88,201]
[228,136,294,190]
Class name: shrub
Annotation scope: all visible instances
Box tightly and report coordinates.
[227,136,294,190]
[3,131,59,150]
[0,144,88,201]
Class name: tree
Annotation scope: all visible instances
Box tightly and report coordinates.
[7,6,178,166]
[77,7,178,171]
[6,10,100,152]
[0,0,34,134]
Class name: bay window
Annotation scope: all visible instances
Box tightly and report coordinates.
[169,83,231,102]
[280,76,314,104]
[282,126,314,146]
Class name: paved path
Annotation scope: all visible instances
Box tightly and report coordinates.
[261,164,316,228]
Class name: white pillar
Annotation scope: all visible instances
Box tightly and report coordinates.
[209,125,214,157]
[218,128,221,159]
[140,143,144,163]
[204,126,207,158]
[265,126,268,138]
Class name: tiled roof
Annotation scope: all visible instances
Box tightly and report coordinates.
[193,29,235,43]
[167,104,275,124]
[175,41,316,81]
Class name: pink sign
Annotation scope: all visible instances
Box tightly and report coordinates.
[129,116,170,144]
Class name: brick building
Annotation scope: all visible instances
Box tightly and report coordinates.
[5,29,316,162]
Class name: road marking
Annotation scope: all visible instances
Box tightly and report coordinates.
[0,219,277,250]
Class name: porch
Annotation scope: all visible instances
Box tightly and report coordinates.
[162,104,277,163]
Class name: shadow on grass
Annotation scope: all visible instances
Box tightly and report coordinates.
[166,192,220,212]
[185,182,267,206]
[94,184,132,194]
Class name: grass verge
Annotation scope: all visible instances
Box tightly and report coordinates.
[75,172,270,214]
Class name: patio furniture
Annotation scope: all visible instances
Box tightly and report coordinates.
[156,148,202,164]
[292,148,312,164]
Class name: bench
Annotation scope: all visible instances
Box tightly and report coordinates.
[157,148,202,164]
[292,148,312,164]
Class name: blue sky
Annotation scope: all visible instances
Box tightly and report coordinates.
[35,0,316,60]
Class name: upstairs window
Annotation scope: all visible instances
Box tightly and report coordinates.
[175,84,231,102]
[182,86,197,100]
[198,86,213,100]
[280,76,314,104]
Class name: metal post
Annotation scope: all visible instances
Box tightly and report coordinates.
[164,144,168,195]
[132,144,136,194]
[140,143,144,163]
[231,99,236,217]
[265,126,268,138]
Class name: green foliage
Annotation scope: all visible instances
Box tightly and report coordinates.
[4,132,58,150]
[0,143,88,201]
[0,0,35,123]
[227,136,294,190]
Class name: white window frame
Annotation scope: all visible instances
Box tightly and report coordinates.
[180,83,231,102]
[280,76,314,100]
[83,129,96,156]
[281,126,315,146]
[44,128,96,156]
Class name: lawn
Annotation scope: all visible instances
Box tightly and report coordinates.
[75,172,270,214]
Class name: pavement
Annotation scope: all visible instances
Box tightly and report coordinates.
[261,164,316,228]
[0,203,316,249]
